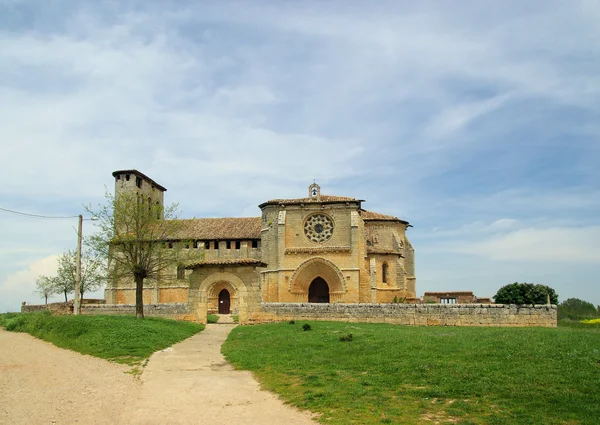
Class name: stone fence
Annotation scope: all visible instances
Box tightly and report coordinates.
[21,302,73,314]
[251,303,557,327]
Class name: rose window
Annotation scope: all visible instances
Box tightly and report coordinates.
[304,214,334,243]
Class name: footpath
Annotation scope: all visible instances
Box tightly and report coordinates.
[0,325,315,425]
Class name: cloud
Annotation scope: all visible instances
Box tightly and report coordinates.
[458,226,600,262]
[0,255,58,312]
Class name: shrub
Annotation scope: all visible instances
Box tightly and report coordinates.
[339,333,353,342]
[493,282,558,305]
[302,324,312,331]
[207,314,219,324]
[288,320,296,325]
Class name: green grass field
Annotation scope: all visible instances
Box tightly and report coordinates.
[0,312,204,365]
[222,321,600,425]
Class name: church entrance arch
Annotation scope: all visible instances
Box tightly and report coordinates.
[289,257,346,303]
[308,277,330,303]
[218,289,231,314]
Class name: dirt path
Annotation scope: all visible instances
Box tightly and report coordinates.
[0,326,316,425]
[0,328,137,424]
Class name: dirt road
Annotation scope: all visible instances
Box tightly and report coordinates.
[0,326,315,425]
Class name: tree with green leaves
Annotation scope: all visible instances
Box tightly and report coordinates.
[558,298,600,320]
[35,276,56,304]
[35,250,106,303]
[86,191,198,318]
[493,282,558,305]
[56,249,105,302]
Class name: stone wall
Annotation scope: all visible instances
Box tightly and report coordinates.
[21,302,73,314]
[250,303,557,327]
[81,303,194,321]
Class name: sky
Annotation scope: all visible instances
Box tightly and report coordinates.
[1,0,599,313]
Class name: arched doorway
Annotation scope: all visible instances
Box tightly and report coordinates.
[308,277,330,303]
[218,289,231,314]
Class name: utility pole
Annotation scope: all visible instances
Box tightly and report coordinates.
[74,214,83,315]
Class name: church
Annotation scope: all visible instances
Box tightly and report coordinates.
[105,170,416,323]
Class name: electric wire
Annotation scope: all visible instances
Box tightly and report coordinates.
[0,206,79,220]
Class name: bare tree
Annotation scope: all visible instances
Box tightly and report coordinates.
[86,191,198,318]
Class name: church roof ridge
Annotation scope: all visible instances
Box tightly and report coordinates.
[259,194,363,208]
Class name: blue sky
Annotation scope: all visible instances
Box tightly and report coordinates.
[1,0,599,312]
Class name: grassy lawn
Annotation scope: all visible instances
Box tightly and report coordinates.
[222,321,600,425]
[0,312,204,365]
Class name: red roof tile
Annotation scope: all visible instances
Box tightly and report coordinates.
[361,209,408,224]
[167,217,262,240]
[259,195,361,208]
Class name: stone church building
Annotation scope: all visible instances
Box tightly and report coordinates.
[105,170,416,323]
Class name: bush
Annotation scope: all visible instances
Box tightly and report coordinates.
[493,282,558,305]
[288,320,296,325]
[302,324,312,331]
[207,314,219,324]
[339,333,353,342]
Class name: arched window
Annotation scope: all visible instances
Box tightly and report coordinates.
[382,262,389,284]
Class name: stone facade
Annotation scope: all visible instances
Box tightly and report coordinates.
[105,170,417,324]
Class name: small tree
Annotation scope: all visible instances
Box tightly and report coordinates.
[35,276,56,304]
[493,282,558,305]
[35,250,105,304]
[54,250,106,302]
[86,191,198,318]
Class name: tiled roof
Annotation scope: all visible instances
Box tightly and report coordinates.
[112,169,167,192]
[367,248,403,256]
[259,195,362,208]
[185,259,266,268]
[166,217,262,240]
[361,209,409,224]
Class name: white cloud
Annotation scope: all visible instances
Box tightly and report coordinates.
[0,255,58,312]
[457,226,600,262]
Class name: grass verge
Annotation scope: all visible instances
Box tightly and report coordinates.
[0,311,203,365]
[222,321,600,425]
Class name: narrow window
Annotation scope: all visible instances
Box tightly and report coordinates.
[126,174,130,181]
[156,201,160,219]
[382,262,388,284]
[252,240,259,249]
[168,242,173,249]
[148,197,151,213]
[226,241,231,250]
[116,174,121,180]
[177,266,185,279]
[213,241,219,250]
[185,243,190,249]
[205,241,210,249]
[235,240,241,250]
[136,176,142,188]
[193,241,198,249]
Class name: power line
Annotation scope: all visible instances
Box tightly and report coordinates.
[0,206,79,220]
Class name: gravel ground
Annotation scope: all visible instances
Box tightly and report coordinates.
[0,326,316,425]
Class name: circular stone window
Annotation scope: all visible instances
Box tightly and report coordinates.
[304,214,334,243]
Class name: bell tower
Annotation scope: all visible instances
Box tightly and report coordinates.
[112,169,167,218]
[308,181,321,200]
